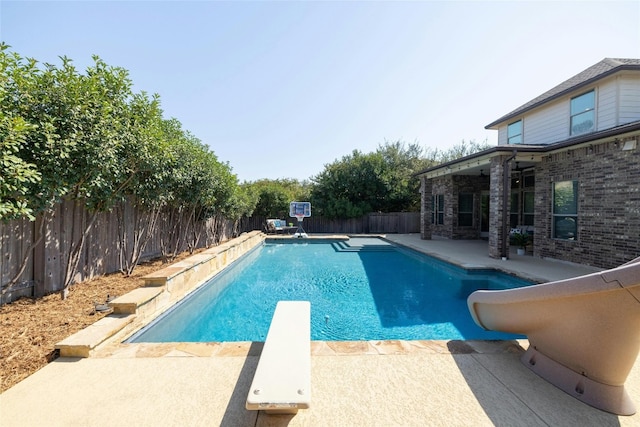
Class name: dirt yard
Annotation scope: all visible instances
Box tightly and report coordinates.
[0,249,204,393]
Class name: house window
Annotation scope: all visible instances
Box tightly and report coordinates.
[507,120,522,144]
[523,174,535,188]
[522,174,535,226]
[523,191,534,226]
[431,194,444,225]
[553,180,578,240]
[458,194,473,227]
[510,193,519,228]
[570,90,595,136]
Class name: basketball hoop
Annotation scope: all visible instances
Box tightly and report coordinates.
[289,202,311,238]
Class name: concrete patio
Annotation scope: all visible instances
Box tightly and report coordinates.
[2,234,639,426]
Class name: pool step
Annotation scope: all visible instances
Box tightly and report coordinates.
[109,287,165,315]
[331,241,396,252]
[55,288,168,358]
[56,314,135,358]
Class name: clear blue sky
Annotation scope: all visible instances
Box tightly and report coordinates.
[2,1,639,182]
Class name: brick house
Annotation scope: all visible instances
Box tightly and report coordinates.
[416,58,640,269]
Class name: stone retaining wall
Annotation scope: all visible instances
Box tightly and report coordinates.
[56,231,265,357]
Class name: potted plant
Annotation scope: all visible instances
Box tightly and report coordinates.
[512,232,530,255]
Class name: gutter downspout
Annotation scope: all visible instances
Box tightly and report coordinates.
[501,150,517,259]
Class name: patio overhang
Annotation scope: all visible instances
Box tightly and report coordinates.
[415,146,546,180]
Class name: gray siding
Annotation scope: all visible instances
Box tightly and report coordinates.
[596,79,618,129]
[523,99,568,145]
[619,75,640,123]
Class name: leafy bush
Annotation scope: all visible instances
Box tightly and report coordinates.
[511,232,530,249]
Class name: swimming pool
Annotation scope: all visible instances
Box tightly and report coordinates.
[128,238,531,343]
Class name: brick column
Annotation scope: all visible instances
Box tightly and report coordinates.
[489,156,512,258]
[420,176,432,240]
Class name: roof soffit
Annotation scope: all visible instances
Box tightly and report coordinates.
[416,146,545,179]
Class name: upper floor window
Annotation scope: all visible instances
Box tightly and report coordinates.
[507,120,522,144]
[570,90,595,136]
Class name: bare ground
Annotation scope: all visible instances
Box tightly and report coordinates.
[0,249,204,393]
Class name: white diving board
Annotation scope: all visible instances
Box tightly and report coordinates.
[246,301,311,414]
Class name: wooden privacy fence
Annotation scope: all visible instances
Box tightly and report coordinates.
[240,212,420,235]
[1,198,236,305]
[367,212,420,234]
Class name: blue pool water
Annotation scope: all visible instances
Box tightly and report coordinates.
[129,238,531,343]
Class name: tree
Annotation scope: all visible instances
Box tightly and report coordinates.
[244,179,311,218]
[0,44,59,221]
[49,56,137,295]
[157,120,205,260]
[1,45,257,297]
[310,150,384,218]
[154,119,243,259]
[116,91,169,276]
[0,113,39,220]
[2,48,146,296]
[429,139,493,163]
[224,184,258,236]
[310,141,432,218]
[0,47,76,296]
[375,140,433,212]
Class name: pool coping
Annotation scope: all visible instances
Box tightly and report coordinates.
[92,338,530,359]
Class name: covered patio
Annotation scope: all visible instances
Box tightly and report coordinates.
[417,146,544,260]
